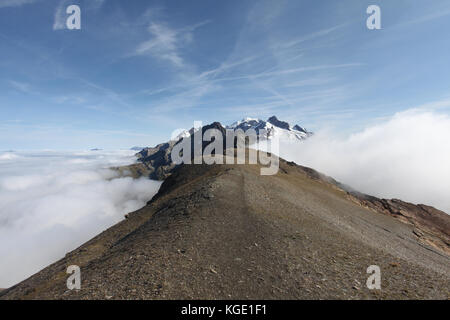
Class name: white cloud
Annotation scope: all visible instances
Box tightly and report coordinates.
[9,80,36,94]
[0,152,19,160]
[415,97,450,111]
[52,95,86,105]
[136,22,182,66]
[211,64,362,82]
[135,20,209,67]
[396,7,450,28]
[53,0,70,30]
[279,24,347,49]
[0,150,161,288]
[0,0,35,9]
[273,109,450,214]
[284,76,336,88]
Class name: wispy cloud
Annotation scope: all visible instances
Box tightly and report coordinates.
[51,95,86,105]
[53,1,65,30]
[0,0,36,9]
[87,0,105,11]
[8,80,38,94]
[198,55,259,79]
[135,20,210,67]
[277,23,348,49]
[134,3,361,122]
[284,76,336,88]
[149,82,220,112]
[136,23,182,66]
[79,78,133,110]
[215,86,352,117]
[53,0,71,31]
[396,6,450,27]
[415,97,450,111]
[211,63,363,82]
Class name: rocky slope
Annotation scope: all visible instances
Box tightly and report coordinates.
[1,154,449,299]
[348,194,450,256]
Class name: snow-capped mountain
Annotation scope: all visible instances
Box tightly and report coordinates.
[171,127,200,142]
[172,116,312,142]
[138,116,311,179]
[227,116,312,141]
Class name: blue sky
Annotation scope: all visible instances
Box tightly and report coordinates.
[1,0,450,150]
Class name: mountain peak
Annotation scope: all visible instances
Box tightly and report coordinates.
[225,116,311,141]
[293,124,307,134]
[267,116,290,130]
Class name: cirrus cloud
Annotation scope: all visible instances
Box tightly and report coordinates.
[0,0,36,9]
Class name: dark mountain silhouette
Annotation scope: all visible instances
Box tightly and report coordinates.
[267,115,290,130]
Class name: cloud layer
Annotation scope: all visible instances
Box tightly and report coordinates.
[275,109,450,214]
[0,150,161,288]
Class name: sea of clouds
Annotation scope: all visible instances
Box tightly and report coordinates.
[0,149,161,288]
[1,109,449,288]
[274,109,450,214]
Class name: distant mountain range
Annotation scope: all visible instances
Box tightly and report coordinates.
[130,147,146,151]
[172,116,312,143]
[124,116,311,180]
[227,116,312,141]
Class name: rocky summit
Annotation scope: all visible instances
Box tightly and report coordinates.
[116,117,312,181]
